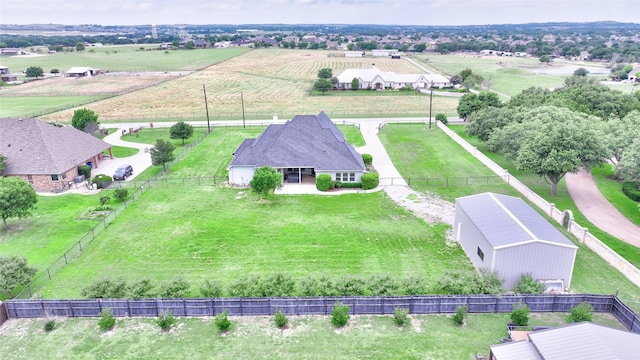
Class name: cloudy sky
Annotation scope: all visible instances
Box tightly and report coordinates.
[1,0,638,26]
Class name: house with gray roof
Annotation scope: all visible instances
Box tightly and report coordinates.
[0,118,113,192]
[334,65,450,90]
[489,322,640,359]
[454,192,578,289]
[227,112,366,186]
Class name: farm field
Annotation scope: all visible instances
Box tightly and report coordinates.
[0,45,250,73]
[380,124,640,311]
[36,49,460,122]
[0,95,106,118]
[0,312,627,360]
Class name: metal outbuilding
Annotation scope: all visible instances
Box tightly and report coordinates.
[453,193,578,289]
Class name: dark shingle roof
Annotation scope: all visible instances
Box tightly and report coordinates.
[456,192,577,249]
[229,112,365,171]
[0,118,111,175]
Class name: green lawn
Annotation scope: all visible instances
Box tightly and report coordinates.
[0,46,250,73]
[0,96,106,118]
[0,312,625,360]
[592,164,640,226]
[105,146,139,158]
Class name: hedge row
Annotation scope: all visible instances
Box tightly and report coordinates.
[622,182,640,202]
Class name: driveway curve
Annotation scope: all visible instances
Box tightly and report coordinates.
[565,168,640,247]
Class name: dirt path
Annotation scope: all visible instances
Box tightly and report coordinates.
[565,168,640,247]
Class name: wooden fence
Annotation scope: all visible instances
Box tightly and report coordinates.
[4,294,639,333]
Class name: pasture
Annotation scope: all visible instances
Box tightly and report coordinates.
[35,49,460,122]
[0,95,106,118]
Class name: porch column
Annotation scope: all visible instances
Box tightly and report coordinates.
[298,168,301,184]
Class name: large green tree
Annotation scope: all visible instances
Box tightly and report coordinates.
[314,78,333,94]
[616,137,640,182]
[488,106,608,195]
[606,111,640,163]
[0,256,37,298]
[457,91,502,120]
[250,166,282,201]
[169,121,194,145]
[25,66,44,78]
[0,176,38,230]
[71,108,100,133]
[317,68,333,79]
[150,139,176,172]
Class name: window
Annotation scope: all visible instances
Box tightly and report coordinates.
[336,172,353,182]
[477,247,484,262]
[27,175,33,185]
[349,173,355,182]
[51,174,59,181]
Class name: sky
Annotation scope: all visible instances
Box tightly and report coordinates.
[0,0,638,26]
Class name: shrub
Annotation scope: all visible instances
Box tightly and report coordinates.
[82,277,128,298]
[340,182,362,188]
[569,302,594,323]
[401,275,428,295]
[331,301,350,327]
[393,307,409,326]
[436,270,503,295]
[227,275,263,297]
[316,174,332,191]
[157,310,177,331]
[299,276,318,296]
[362,153,373,166]
[92,174,112,189]
[510,303,530,326]
[360,172,379,190]
[452,305,468,325]
[335,275,367,296]
[316,275,337,296]
[366,275,399,296]
[98,307,116,331]
[99,195,111,205]
[44,320,56,332]
[159,277,190,298]
[435,113,448,124]
[514,274,545,294]
[199,279,223,298]
[274,308,289,328]
[214,309,231,332]
[128,278,154,300]
[113,188,129,201]
[622,182,640,202]
[78,165,91,179]
[262,273,295,297]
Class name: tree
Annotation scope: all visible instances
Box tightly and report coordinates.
[0,256,37,298]
[605,111,640,163]
[457,91,502,120]
[488,106,608,195]
[351,77,359,90]
[50,68,60,74]
[184,41,195,50]
[449,74,463,85]
[0,153,7,173]
[0,177,38,230]
[75,42,85,51]
[150,139,176,172]
[71,108,100,133]
[169,121,194,145]
[250,165,282,201]
[25,66,44,78]
[539,55,551,63]
[413,43,427,52]
[317,68,332,79]
[616,137,640,181]
[314,78,333,94]
[573,67,589,77]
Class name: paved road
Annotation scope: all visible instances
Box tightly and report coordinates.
[565,168,640,247]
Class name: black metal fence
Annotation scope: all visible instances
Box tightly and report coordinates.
[407,176,504,187]
[5,294,639,333]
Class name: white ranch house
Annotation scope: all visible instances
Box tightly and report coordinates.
[334,66,451,90]
[227,112,366,186]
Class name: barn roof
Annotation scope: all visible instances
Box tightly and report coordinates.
[228,112,365,171]
[455,193,577,250]
[0,118,111,175]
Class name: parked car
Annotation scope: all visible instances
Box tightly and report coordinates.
[113,164,133,180]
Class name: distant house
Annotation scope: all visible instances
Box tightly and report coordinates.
[372,50,398,57]
[66,67,99,77]
[489,322,640,360]
[628,66,640,83]
[254,37,278,47]
[230,37,254,47]
[344,51,365,58]
[193,39,209,48]
[0,118,113,192]
[454,193,578,289]
[334,65,451,90]
[0,48,28,56]
[227,112,366,186]
[0,66,18,82]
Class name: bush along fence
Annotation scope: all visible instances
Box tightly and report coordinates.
[436,121,640,289]
[13,131,213,300]
[4,294,639,333]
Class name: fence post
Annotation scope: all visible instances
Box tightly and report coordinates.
[549,203,555,217]
[47,269,51,280]
[63,253,68,264]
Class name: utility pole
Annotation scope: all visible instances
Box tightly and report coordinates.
[203,85,211,133]
[428,81,433,130]
[241,92,246,129]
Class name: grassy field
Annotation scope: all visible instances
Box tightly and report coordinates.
[592,164,640,226]
[0,95,106,118]
[0,45,250,73]
[0,312,626,360]
[106,145,139,158]
[36,49,460,123]
[380,124,640,310]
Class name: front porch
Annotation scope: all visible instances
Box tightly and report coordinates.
[279,167,315,184]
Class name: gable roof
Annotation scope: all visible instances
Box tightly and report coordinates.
[335,67,450,85]
[456,193,577,250]
[491,322,640,360]
[0,118,111,175]
[67,67,94,74]
[229,112,365,171]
